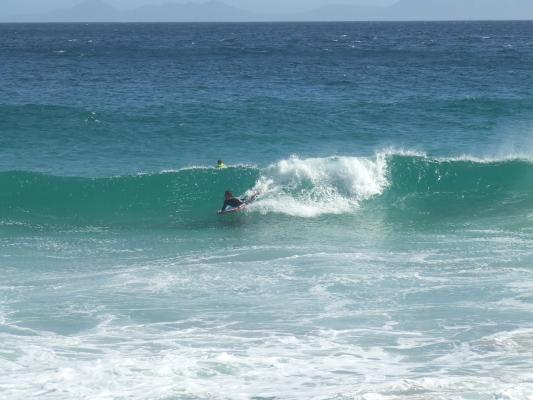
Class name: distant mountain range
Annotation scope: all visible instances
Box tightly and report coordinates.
[4,0,255,22]
[4,0,533,22]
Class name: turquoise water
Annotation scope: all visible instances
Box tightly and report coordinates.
[1,22,533,399]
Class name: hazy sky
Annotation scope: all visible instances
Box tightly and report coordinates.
[1,0,397,16]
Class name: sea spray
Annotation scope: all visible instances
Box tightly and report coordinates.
[249,154,389,217]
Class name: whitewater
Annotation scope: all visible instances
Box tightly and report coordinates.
[2,152,533,399]
[3,152,533,224]
[2,21,533,400]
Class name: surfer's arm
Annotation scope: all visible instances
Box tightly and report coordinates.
[221,200,229,211]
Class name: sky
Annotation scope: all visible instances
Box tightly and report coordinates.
[1,0,397,16]
[2,0,533,21]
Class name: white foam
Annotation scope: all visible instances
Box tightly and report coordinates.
[5,324,532,400]
[248,154,389,217]
[439,153,533,163]
[3,243,533,400]
[380,146,533,164]
[160,163,257,173]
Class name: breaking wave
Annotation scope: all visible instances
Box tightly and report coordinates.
[2,151,533,227]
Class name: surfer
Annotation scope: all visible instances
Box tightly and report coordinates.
[221,191,244,212]
[216,160,227,169]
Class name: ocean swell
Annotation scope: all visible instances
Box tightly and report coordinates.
[1,152,533,228]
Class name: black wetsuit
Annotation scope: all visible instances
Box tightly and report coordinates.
[222,197,244,211]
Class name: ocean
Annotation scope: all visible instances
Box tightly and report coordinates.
[1,21,533,399]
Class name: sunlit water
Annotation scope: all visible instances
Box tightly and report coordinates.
[1,22,533,399]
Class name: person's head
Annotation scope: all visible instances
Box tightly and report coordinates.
[217,160,223,165]
[225,190,233,199]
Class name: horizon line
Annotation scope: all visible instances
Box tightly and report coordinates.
[1,19,533,23]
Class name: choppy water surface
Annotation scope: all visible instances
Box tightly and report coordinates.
[1,22,533,399]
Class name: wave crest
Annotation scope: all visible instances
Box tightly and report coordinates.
[2,152,533,227]
[250,155,389,217]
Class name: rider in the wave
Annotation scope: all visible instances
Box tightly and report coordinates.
[221,191,244,211]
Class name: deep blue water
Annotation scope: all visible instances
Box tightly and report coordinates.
[2,22,533,175]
